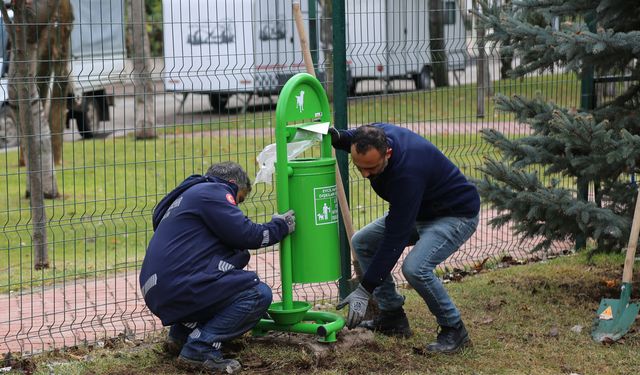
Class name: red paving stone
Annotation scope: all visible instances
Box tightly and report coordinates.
[0,208,569,355]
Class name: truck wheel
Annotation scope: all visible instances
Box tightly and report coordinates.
[414,66,432,90]
[76,96,103,139]
[0,105,18,148]
[209,93,229,113]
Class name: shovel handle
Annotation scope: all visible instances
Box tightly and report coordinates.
[292,2,315,77]
[623,187,640,283]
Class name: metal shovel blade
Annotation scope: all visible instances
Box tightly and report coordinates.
[592,284,640,342]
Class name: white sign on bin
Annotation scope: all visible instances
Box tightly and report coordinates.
[314,185,338,225]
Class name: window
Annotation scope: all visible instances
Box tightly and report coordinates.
[444,1,456,25]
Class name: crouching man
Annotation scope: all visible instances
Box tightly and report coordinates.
[139,162,295,373]
[331,124,480,354]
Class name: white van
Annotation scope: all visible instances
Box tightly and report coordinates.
[67,0,126,138]
[162,0,468,113]
[345,0,468,93]
[162,0,320,113]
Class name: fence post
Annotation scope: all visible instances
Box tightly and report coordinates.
[576,14,596,251]
[332,0,350,299]
[308,0,318,67]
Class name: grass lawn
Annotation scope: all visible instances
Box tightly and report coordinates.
[344,72,580,125]
[6,252,639,374]
[165,72,581,132]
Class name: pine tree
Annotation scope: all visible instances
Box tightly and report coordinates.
[474,0,640,253]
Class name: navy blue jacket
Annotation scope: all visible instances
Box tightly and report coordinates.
[334,123,480,292]
[139,175,289,325]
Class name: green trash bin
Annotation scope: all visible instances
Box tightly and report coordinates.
[288,158,341,283]
[254,73,345,341]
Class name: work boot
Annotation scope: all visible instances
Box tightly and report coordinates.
[425,321,470,354]
[358,308,413,338]
[178,353,241,374]
[162,337,182,357]
[163,324,193,357]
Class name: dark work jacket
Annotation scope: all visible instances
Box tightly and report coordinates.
[139,175,289,325]
[334,123,480,292]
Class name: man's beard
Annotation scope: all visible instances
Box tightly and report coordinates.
[366,159,388,181]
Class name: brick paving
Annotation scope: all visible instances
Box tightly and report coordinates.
[0,207,568,355]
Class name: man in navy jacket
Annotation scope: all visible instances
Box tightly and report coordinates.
[332,123,480,354]
[140,162,295,373]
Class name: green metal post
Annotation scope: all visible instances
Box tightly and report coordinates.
[275,117,294,310]
[576,14,596,251]
[332,0,351,300]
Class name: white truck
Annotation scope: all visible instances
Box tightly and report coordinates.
[162,0,469,113]
[0,0,126,148]
[345,0,468,93]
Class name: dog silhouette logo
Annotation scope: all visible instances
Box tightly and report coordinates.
[295,90,305,112]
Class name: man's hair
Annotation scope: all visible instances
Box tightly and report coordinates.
[206,161,252,192]
[351,125,389,155]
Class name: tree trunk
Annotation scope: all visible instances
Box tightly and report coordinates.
[428,0,449,87]
[5,0,62,269]
[127,0,156,139]
[36,0,73,165]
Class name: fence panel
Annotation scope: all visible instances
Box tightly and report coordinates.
[1,0,574,355]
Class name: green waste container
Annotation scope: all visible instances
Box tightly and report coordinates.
[287,158,341,283]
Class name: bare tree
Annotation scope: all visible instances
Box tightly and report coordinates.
[127,0,155,139]
[3,0,62,269]
[428,0,449,87]
[36,0,73,165]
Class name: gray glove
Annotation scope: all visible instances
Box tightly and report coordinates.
[336,283,371,329]
[272,209,296,234]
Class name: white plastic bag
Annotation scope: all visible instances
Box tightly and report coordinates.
[255,130,322,184]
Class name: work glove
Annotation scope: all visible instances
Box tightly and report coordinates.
[272,209,296,234]
[336,283,371,329]
[328,127,340,148]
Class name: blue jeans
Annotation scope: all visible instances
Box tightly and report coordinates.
[170,282,272,360]
[352,214,479,327]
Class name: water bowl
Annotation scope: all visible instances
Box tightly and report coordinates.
[268,301,312,325]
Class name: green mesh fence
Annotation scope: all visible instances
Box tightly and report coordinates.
[0,0,580,355]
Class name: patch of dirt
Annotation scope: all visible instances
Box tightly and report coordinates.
[246,329,377,373]
[508,266,640,303]
[2,352,36,375]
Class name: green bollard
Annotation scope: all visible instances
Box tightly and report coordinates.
[254,73,345,342]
